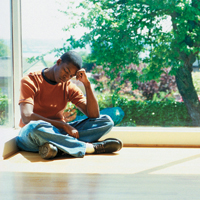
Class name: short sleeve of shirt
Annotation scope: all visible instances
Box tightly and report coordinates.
[19,76,38,105]
[67,82,86,106]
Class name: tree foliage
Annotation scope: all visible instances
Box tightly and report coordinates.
[64,0,199,79]
[91,63,177,100]
[61,0,200,125]
[0,40,10,57]
[0,89,8,125]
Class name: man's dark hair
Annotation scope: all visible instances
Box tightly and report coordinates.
[60,51,82,69]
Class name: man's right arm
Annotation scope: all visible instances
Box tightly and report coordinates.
[20,102,79,138]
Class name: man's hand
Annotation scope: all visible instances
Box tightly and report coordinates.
[76,69,89,86]
[20,102,80,138]
[75,68,100,118]
[62,123,79,139]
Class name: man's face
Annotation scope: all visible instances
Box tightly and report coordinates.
[55,62,79,83]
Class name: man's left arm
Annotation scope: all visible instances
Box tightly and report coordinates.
[76,69,100,118]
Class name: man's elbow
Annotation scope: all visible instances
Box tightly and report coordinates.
[95,113,100,118]
[21,113,32,125]
[89,113,100,118]
[21,117,31,125]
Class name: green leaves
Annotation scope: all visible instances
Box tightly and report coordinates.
[0,40,10,57]
[95,92,192,126]
[57,1,200,123]
[120,100,192,126]
[0,89,8,125]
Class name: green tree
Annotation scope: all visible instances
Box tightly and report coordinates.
[0,39,10,57]
[61,0,200,125]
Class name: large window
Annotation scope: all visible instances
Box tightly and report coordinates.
[0,0,13,127]
[1,0,198,128]
[21,0,64,75]
[20,0,199,127]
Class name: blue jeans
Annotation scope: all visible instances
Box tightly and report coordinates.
[16,115,114,158]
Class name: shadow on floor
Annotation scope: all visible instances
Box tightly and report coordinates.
[9,150,120,163]
[137,153,200,175]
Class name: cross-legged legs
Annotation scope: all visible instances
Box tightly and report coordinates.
[16,115,122,158]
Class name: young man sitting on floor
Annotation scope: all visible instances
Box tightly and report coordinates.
[16,51,122,159]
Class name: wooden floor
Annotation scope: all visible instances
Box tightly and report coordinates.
[1,147,200,199]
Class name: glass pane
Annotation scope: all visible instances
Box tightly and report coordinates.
[21,0,64,76]
[0,0,13,126]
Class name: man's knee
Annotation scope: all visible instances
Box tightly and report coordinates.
[25,120,52,133]
[17,121,48,151]
[21,120,52,142]
[100,115,114,128]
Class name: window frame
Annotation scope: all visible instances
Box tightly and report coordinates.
[11,0,22,128]
[1,0,200,150]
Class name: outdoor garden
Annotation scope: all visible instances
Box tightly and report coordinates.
[61,0,200,127]
[63,63,200,127]
[1,0,200,127]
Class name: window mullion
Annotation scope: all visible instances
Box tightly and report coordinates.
[11,0,22,128]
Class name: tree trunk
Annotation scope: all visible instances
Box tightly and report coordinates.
[175,65,200,126]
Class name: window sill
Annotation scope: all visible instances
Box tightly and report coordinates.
[101,126,200,148]
[0,128,19,160]
[1,126,200,160]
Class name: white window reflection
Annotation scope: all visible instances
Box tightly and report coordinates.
[0,0,13,126]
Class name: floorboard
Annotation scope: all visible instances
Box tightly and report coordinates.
[1,147,200,199]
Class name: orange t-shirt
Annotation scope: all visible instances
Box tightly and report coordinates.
[19,70,86,127]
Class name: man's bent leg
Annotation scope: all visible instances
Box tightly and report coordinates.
[69,115,114,143]
[16,120,86,158]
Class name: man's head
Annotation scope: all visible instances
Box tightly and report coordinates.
[54,51,82,83]
[60,51,82,70]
